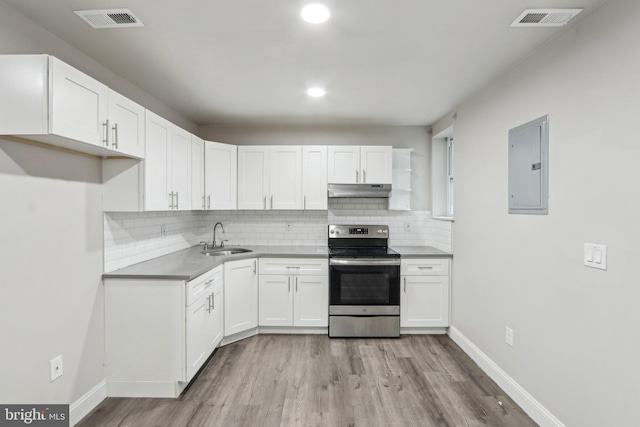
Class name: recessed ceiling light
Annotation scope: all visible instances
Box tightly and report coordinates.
[307,87,326,97]
[301,4,330,24]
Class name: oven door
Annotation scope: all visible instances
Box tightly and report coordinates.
[329,258,400,306]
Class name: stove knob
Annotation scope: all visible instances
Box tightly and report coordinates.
[330,229,334,234]
[377,229,382,234]
[383,229,388,234]
[335,230,340,235]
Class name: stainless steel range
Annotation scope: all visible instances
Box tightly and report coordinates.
[328,225,401,338]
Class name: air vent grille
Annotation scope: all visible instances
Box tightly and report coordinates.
[74,9,144,29]
[511,9,583,27]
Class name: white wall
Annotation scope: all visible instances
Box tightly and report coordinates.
[433,0,640,425]
[0,0,196,413]
[199,125,432,211]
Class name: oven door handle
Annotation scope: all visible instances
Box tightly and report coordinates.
[330,258,400,266]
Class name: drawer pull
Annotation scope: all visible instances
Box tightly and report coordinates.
[418,266,434,269]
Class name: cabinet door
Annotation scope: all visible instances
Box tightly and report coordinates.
[191,135,205,210]
[294,275,328,327]
[259,275,293,326]
[303,146,328,210]
[49,57,108,147]
[108,89,145,158]
[205,141,237,210]
[237,146,270,210]
[224,258,258,336]
[171,126,191,211]
[206,283,224,352]
[360,146,393,184]
[328,146,360,184]
[400,275,449,327]
[270,146,302,210]
[144,111,172,211]
[186,292,208,381]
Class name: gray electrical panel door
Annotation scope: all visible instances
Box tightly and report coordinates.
[508,115,548,215]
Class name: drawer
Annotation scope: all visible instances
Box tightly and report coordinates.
[401,258,449,276]
[259,258,328,276]
[187,265,223,306]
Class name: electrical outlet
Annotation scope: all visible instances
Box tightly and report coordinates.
[505,327,514,347]
[404,221,412,232]
[584,243,607,270]
[160,224,167,237]
[286,224,292,232]
[50,355,63,382]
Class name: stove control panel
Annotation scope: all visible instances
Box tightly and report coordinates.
[329,225,389,238]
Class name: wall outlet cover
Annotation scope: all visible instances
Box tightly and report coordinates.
[505,327,514,347]
[50,355,63,382]
[584,243,607,270]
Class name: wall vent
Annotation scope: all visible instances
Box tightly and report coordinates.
[74,9,144,29]
[511,9,582,27]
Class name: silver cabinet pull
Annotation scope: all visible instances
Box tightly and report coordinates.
[175,192,179,209]
[253,260,257,275]
[295,277,298,292]
[202,196,206,210]
[169,192,174,209]
[363,170,366,183]
[304,195,306,210]
[403,277,407,293]
[356,170,359,183]
[263,196,266,209]
[418,266,434,270]
[288,276,291,292]
[103,120,109,146]
[112,123,119,149]
[270,195,273,209]
[207,195,211,210]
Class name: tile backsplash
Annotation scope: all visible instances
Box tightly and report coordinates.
[104,198,452,272]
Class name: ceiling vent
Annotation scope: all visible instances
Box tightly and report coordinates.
[511,9,582,27]
[74,9,144,29]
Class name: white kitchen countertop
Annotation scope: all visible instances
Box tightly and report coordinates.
[391,246,453,258]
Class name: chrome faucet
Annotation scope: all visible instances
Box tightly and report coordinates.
[212,222,225,247]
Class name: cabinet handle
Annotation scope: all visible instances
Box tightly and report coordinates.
[202,196,206,210]
[207,195,211,210]
[270,195,273,209]
[295,277,298,292]
[404,277,406,293]
[175,192,179,209]
[253,260,257,275]
[304,195,306,210]
[103,120,109,146]
[211,293,215,310]
[263,196,266,210]
[363,170,366,183]
[288,276,291,292]
[356,170,359,183]
[112,123,119,149]
[169,192,174,209]
[418,266,434,270]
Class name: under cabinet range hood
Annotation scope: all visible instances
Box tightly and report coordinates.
[328,183,392,198]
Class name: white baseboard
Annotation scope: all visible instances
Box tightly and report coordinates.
[400,327,448,335]
[69,380,107,426]
[448,326,565,427]
[258,326,328,335]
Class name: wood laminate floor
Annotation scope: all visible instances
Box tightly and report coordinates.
[79,334,538,427]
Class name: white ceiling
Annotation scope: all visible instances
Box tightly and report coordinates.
[2,0,607,126]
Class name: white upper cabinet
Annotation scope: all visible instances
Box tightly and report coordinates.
[360,146,393,184]
[191,135,205,210]
[270,146,302,210]
[144,110,191,211]
[302,146,328,210]
[0,55,143,158]
[328,146,361,184]
[205,141,237,210]
[237,146,270,210]
[49,56,109,147]
[107,89,145,158]
[328,145,392,184]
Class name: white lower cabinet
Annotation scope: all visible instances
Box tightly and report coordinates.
[400,258,450,328]
[224,258,258,336]
[258,258,328,328]
[104,265,223,398]
[186,266,223,380]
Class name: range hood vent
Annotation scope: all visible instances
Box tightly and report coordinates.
[74,9,144,29]
[510,9,582,27]
[328,184,392,198]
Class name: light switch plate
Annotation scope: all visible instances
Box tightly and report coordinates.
[584,243,607,270]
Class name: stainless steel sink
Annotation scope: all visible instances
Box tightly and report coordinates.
[201,247,252,256]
